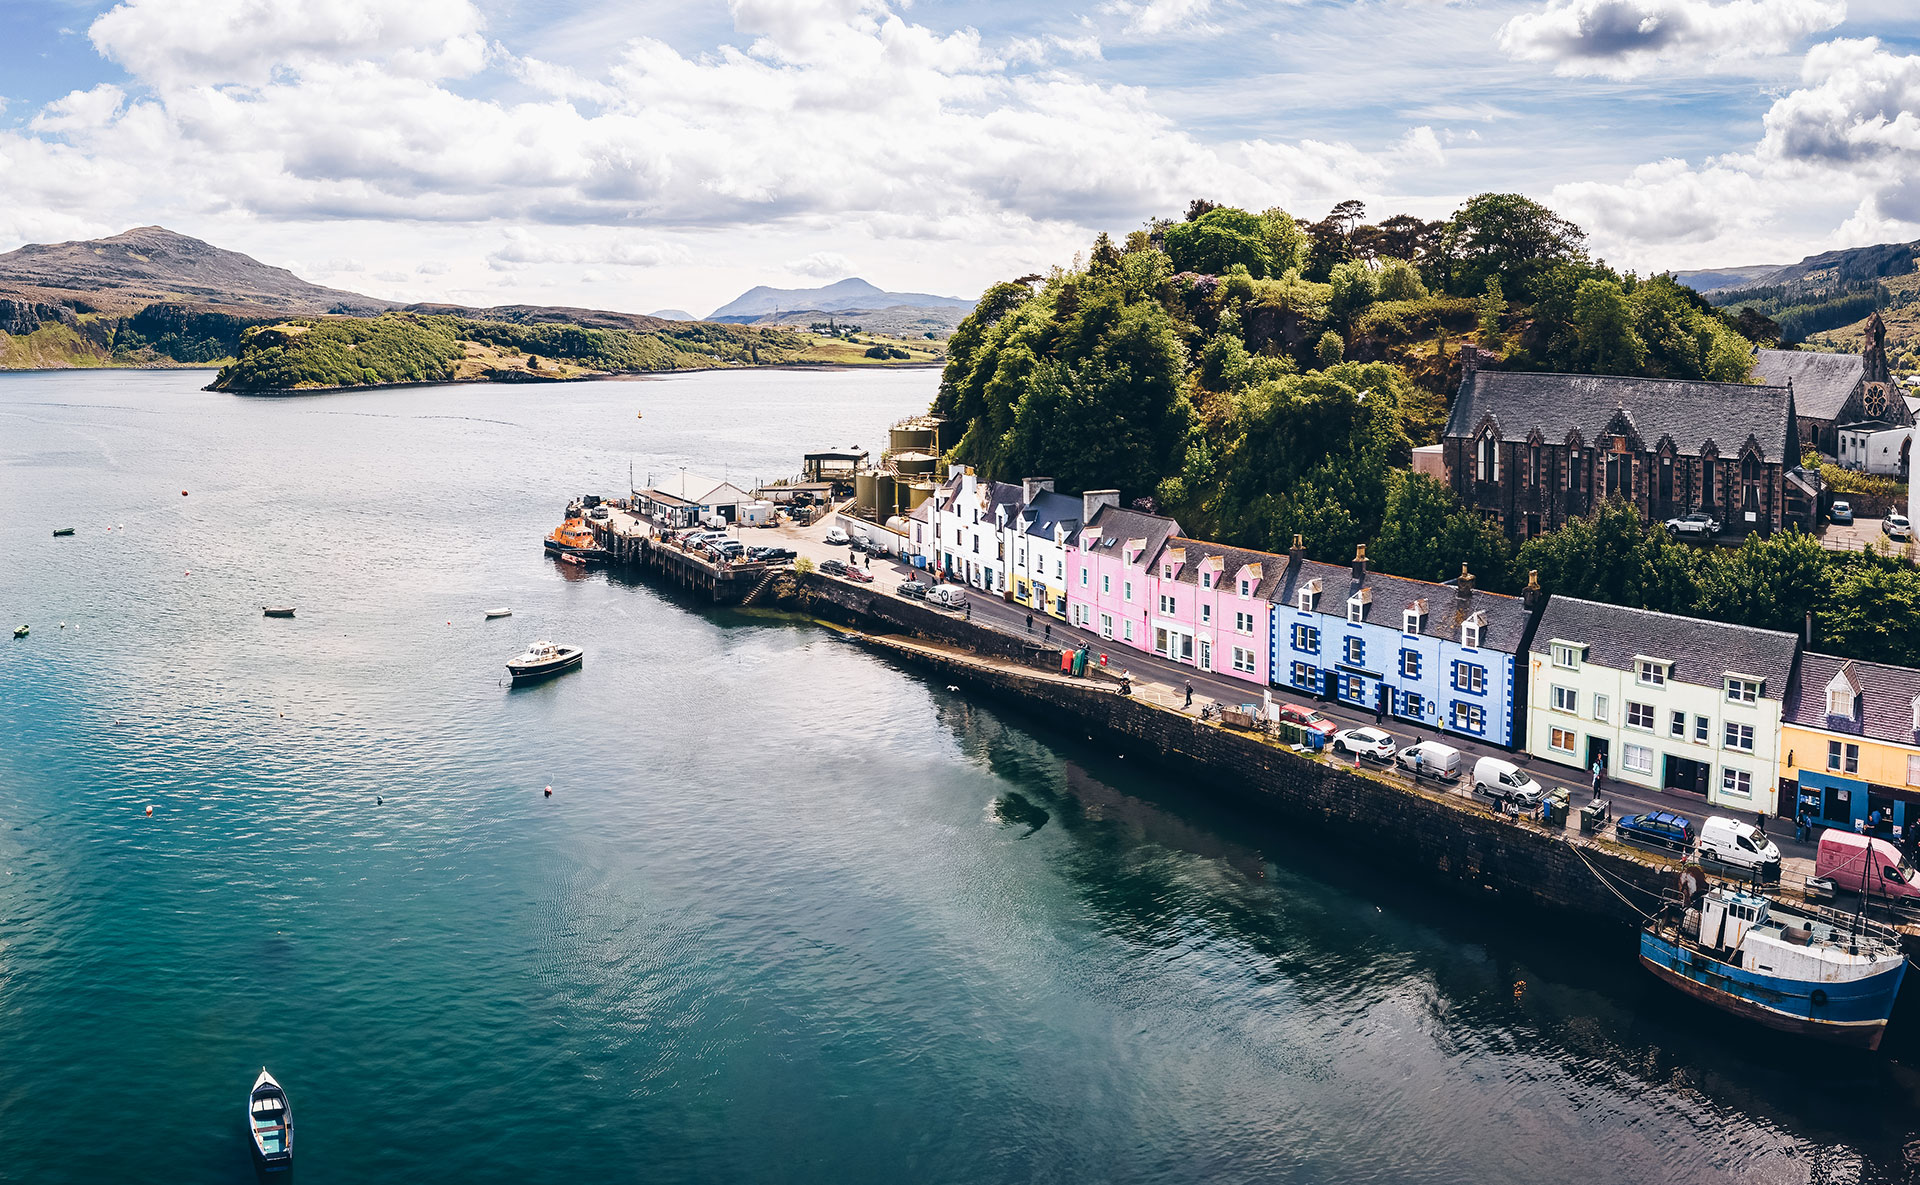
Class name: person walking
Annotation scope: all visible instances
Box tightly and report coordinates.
[1589,759,1602,798]
[1754,810,1766,838]
[964,601,972,621]
[1795,808,1811,843]
[1184,681,1194,709]
[1044,623,1052,643]
[1025,612,1033,634]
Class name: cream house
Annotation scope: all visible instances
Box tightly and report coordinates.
[1526,597,1798,815]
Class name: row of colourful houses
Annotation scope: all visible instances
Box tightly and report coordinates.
[908,466,1920,836]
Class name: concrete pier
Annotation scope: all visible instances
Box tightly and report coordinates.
[588,505,780,603]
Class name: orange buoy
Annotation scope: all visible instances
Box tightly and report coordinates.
[145,805,153,817]
[544,785,552,798]
[181,490,188,496]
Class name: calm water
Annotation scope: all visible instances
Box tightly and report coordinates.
[3,368,1920,1184]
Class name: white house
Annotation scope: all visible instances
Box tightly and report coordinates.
[1006,479,1081,619]
[1526,597,1798,815]
[637,470,756,525]
[921,466,1028,595]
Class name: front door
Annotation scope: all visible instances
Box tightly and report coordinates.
[1587,737,1610,776]
[1664,755,1709,796]
[1199,638,1211,671]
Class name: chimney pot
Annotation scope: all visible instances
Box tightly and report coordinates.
[1351,544,1368,581]
[1456,562,1476,597]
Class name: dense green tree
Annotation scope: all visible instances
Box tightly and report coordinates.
[1694,529,1827,635]
[1164,206,1304,279]
[1375,258,1428,301]
[1569,279,1650,374]
[1435,193,1587,302]
[1820,556,1920,669]
[1316,331,1345,366]
[1370,472,1514,590]
[1477,276,1505,351]
[1326,260,1378,325]
[1514,499,1699,614]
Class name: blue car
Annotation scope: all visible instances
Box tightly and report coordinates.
[1616,810,1695,853]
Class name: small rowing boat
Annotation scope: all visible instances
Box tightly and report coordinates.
[485,608,513,619]
[12,625,26,639]
[52,527,75,537]
[559,552,586,567]
[263,607,295,618]
[248,1067,293,1172]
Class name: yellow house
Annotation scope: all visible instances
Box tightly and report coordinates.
[1780,652,1920,837]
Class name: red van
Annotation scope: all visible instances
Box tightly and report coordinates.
[1815,830,1920,900]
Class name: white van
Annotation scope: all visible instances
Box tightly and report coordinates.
[926,585,968,610]
[1697,816,1781,881]
[1473,757,1544,808]
[1396,741,1462,783]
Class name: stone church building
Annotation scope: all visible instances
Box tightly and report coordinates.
[1753,313,1905,457]
[1442,353,1819,541]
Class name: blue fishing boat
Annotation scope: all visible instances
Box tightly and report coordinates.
[1641,881,1907,1050]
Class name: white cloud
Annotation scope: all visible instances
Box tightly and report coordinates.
[786,251,852,278]
[1100,0,1218,37]
[1498,0,1845,78]
[486,229,687,270]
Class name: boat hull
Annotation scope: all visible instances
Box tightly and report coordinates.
[1639,929,1905,1050]
[543,539,609,562]
[507,652,583,684]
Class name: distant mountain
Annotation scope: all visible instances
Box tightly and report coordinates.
[1676,240,1920,296]
[650,308,695,321]
[0,225,392,315]
[709,277,974,320]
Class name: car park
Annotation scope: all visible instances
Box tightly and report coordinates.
[1472,757,1544,808]
[1394,741,1461,782]
[1829,500,1854,525]
[1615,810,1695,853]
[1664,511,1719,538]
[1276,703,1338,739]
[823,527,850,545]
[1332,727,1396,762]
[1884,513,1912,541]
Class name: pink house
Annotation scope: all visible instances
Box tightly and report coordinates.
[1064,497,1180,656]
[1150,537,1283,686]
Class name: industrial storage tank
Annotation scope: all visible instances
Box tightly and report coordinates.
[905,482,935,512]
[874,473,897,520]
[892,451,936,478]
[855,470,880,517]
[890,424,936,455]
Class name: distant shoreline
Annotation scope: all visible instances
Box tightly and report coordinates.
[202,359,944,395]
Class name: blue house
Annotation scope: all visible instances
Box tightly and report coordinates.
[1267,538,1540,749]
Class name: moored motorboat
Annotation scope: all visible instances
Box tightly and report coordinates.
[1642,874,1908,1049]
[507,640,584,684]
[52,527,75,537]
[12,625,27,639]
[263,607,295,618]
[247,1067,293,1171]
[544,505,609,562]
[485,607,513,619]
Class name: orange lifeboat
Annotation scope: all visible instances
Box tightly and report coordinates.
[543,507,608,560]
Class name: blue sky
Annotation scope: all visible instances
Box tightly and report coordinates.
[3,0,1920,314]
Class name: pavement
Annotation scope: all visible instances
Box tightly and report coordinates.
[754,506,1827,869]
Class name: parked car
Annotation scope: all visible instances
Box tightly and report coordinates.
[1815,830,1920,899]
[1276,703,1338,739]
[748,546,795,562]
[1616,810,1695,853]
[1884,513,1912,541]
[1696,815,1781,881]
[897,579,930,599]
[926,585,968,609]
[823,527,850,545]
[588,505,610,520]
[1664,511,1720,538]
[843,566,874,583]
[1472,757,1544,808]
[1395,741,1462,782]
[1333,727,1396,762]
[1829,500,1855,525]
[819,559,849,576]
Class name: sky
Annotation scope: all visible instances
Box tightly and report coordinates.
[3,0,1920,316]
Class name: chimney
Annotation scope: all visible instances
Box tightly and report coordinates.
[1524,569,1543,612]
[1290,532,1306,566]
[1459,343,1483,378]
[1082,489,1120,524]
[1351,543,1368,581]
[1456,562,1476,598]
[1022,476,1055,502]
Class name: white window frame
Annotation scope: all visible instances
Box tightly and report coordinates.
[1348,598,1365,623]
[1551,685,1577,713]
[1623,743,1653,775]
[1726,677,1760,704]
[1637,660,1667,687]
[1461,621,1482,648]
[1551,643,1583,670]
[1723,722,1755,752]
[1235,611,1255,635]
[1201,604,1212,624]
[1626,701,1655,731]
[1720,767,1753,798]
[1101,574,1110,595]
[1593,694,1610,724]
[1549,726,1576,754]
[1232,646,1256,674]
[1669,710,1686,739]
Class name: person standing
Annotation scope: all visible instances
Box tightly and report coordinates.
[1795,808,1811,844]
[1025,612,1033,634]
[1184,681,1194,709]
[1589,759,1602,798]
[1754,810,1766,838]
[1044,623,1052,643]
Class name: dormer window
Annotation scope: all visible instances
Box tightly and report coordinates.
[1550,642,1584,670]
[1347,590,1371,623]
[1162,563,1173,579]
[1911,694,1920,733]
[1830,686,1853,717]
[1461,611,1486,648]
[1201,571,1213,589]
[1404,600,1428,634]
[1636,660,1668,687]
[1298,578,1321,613]
[1238,579,1251,597]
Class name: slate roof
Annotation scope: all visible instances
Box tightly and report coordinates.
[1164,537,1288,599]
[1271,556,1533,654]
[984,481,1026,519]
[1017,490,1082,540]
[1445,369,1797,460]
[1081,506,1182,565]
[1754,349,1864,423]
[1530,596,1798,694]
[1783,652,1920,745]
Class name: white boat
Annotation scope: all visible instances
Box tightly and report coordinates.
[248,1067,293,1171]
[507,640,583,684]
[485,608,513,619]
